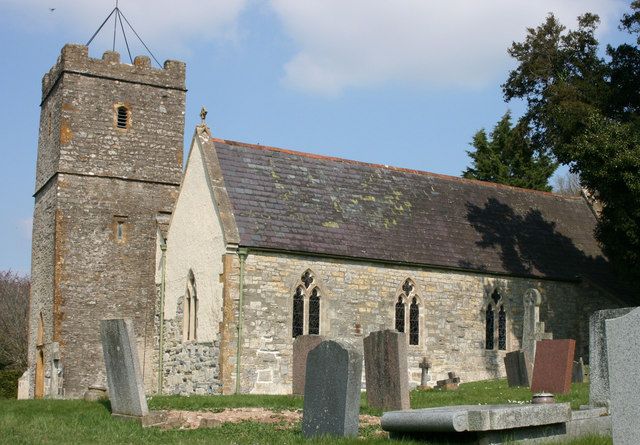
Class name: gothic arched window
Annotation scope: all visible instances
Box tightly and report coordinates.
[291,270,324,338]
[485,304,494,349]
[498,305,507,350]
[395,296,405,333]
[485,288,507,350]
[183,271,198,341]
[292,286,304,338]
[409,297,419,345]
[395,278,423,345]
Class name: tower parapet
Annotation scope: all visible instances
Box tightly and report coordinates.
[42,44,185,103]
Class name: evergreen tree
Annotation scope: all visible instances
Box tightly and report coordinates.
[502,4,640,293]
[463,111,556,191]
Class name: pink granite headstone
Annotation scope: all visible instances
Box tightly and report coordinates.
[531,339,575,394]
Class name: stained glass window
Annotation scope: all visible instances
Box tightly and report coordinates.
[292,286,304,338]
[309,288,320,335]
[395,296,405,333]
[498,305,506,350]
[485,304,494,350]
[409,297,419,345]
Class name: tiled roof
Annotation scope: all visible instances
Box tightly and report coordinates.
[211,137,614,286]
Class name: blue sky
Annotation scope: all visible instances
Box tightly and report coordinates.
[0,0,630,274]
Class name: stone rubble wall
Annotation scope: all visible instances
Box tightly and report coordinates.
[222,251,621,394]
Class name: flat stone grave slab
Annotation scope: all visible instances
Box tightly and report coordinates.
[100,318,148,418]
[531,339,575,394]
[381,403,571,443]
[292,334,325,395]
[302,339,362,438]
[606,307,640,445]
[363,329,409,411]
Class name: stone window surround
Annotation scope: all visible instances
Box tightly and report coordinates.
[290,269,325,337]
[483,286,510,351]
[183,270,198,342]
[394,278,425,347]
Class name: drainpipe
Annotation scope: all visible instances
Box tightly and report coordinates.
[157,240,167,394]
[235,248,248,394]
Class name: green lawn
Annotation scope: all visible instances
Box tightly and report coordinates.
[0,380,610,445]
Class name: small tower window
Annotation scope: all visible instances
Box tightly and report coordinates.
[115,105,130,129]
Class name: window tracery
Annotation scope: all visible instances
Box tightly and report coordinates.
[395,278,421,345]
[292,269,323,338]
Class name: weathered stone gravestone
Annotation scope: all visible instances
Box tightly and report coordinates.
[531,339,575,394]
[100,318,148,418]
[436,372,460,390]
[521,289,552,385]
[292,334,325,395]
[606,307,640,445]
[589,307,635,408]
[363,329,409,411]
[572,358,585,384]
[504,350,529,387]
[418,357,431,389]
[302,339,362,438]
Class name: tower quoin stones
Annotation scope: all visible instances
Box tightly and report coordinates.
[28,44,186,398]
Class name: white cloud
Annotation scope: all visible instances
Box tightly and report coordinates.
[2,0,248,55]
[271,0,626,95]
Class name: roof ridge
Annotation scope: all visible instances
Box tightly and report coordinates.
[210,136,581,201]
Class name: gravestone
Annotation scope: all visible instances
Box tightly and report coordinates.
[504,350,529,387]
[100,318,148,418]
[531,339,575,394]
[17,370,30,399]
[363,330,409,411]
[418,357,431,389]
[572,358,585,384]
[589,307,635,408]
[302,339,362,438]
[292,334,325,395]
[521,289,553,385]
[606,307,640,445]
[436,372,460,390]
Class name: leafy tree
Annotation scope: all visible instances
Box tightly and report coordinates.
[502,4,640,290]
[0,271,29,371]
[463,111,556,191]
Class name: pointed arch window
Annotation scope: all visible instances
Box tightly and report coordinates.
[292,269,324,338]
[395,278,422,345]
[183,271,198,341]
[395,296,405,332]
[409,297,419,345]
[485,289,506,350]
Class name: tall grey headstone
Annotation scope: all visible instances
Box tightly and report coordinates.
[605,307,640,445]
[589,307,635,408]
[363,329,410,411]
[302,339,362,438]
[504,350,529,387]
[522,289,552,385]
[292,334,325,395]
[100,318,148,418]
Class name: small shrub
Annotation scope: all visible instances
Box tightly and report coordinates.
[0,369,23,399]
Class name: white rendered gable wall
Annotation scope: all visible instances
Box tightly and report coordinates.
[164,140,226,342]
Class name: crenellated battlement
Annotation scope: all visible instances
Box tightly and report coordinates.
[41,44,186,103]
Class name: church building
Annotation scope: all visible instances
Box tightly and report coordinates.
[27,44,625,398]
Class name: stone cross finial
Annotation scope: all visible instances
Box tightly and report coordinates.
[419,357,431,387]
[200,106,208,124]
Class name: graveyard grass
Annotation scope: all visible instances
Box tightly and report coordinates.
[0,379,609,445]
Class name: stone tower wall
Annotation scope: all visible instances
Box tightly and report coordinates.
[30,44,186,398]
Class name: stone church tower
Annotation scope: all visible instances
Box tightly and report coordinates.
[28,44,186,398]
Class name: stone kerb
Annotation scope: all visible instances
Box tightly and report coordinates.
[589,307,635,408]
[605,307,640,445]
[100,318,148,418]
[302,339,362,438]
[292,334,325,395]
